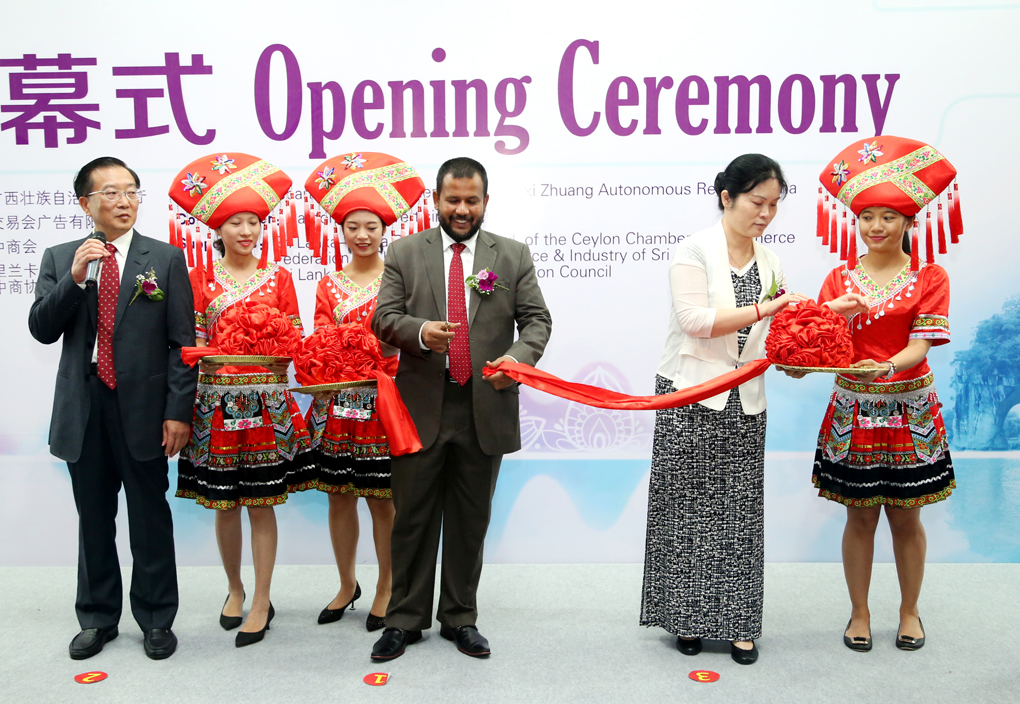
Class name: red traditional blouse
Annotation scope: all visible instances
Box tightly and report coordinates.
[817,260,950,383]
[190,261,303,342]
[313,270,398,376]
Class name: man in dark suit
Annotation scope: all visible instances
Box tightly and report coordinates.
[28,157,197,660]
[371,157,552,661]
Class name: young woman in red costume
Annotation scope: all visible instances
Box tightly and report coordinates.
[803,137,960,652]
[170,153,315,647]
[302,153,426,632]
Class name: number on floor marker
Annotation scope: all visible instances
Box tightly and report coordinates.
[689,670,720,683]
[363,672,390,686]
[74,672,108,684]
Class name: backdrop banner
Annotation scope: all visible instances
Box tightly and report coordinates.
[2,1,1018,566]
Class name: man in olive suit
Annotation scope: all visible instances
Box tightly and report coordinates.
[371,157,551,661]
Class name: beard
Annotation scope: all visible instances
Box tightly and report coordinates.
[438,210,485,243]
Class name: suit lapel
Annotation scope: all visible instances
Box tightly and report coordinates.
[114,234,149,336]
[469,231,496,326]
[424,228,447,319]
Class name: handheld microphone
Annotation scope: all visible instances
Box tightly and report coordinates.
[84,231,107,288]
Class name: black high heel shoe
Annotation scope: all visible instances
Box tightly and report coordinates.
[317,583,361,624]
[219,590,245,631]
[366,613,386,632]
[843,618,872,652]
[235,603,274,648]
[676,636,702,656]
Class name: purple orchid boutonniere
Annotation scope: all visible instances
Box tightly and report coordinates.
[466,268,508,295]
[130,268,165,305]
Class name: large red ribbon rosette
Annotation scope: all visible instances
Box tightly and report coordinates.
[765,300,853,368]
[293,324,421,457]
[180,301,302,365]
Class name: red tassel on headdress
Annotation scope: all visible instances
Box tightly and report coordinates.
[829,202,838,253]
[424,194,431,229]
[925,209,935,265]
[168,204,178,247]
[948,180,963,240]
[333,227,342,272]
[205,230,214,285]
[847,216,858,270]
[194,233,204,281]
[937,201,948,254]
[257,218,269,269]
[320,222,331,266]
[288,197,298,252]
[417,205,424,232]
[910,218,920,272]
[839,208,848,261]
[309,205,321,258]
[273,207,283,262]
[816,188,825,240]
[303,195,312,251]
[185,224,195,267]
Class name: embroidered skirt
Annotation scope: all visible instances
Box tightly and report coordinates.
[306,385,391,499]
[177,369,317,509]
[813,373,955,508]
[640,377,765,641]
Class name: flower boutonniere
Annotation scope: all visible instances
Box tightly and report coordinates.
[466,268,508,295]
[130,268,165,305]
[760,272,787,304]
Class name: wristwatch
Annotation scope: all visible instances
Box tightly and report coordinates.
[883,360,897,379]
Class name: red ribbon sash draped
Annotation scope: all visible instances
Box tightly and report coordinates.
[483,359,772,410]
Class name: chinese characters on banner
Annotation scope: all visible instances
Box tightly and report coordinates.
[0,52,214,148]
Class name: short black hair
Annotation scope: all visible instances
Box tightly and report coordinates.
[713,154,787,211]
[436,157,487,196]
[74,156,140,198]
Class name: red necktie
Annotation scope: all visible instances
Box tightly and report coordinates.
[97,242,119,389]
[447,243,472,385]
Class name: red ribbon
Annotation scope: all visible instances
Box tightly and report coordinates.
[483,359,771,411]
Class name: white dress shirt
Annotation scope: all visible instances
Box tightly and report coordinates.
[76,229,134,363]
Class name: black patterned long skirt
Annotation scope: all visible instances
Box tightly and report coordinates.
[640,377,766,641]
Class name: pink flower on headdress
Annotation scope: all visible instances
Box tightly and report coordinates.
[210,155,236,174]
[181,172,207,197]
[830,160,851,186]
[316,166,336,190]
[342,153,367,170]
[858,141,883,164]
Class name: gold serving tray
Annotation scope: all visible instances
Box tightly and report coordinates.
[290,380,378,394]
[775,364,885,374]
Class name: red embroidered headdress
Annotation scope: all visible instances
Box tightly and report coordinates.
[167,153,297,280]
[302,152,428,271]
[816,136,962,271]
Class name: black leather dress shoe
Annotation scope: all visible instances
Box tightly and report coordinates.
[371,627,422,661]
[69,626,119,660]
[143,628,177,660]
[730,640,758,665]
[676,636,702,656]
[439,624,491,658]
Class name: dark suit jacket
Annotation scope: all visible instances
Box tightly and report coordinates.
[28,231,197,463]
[373,227,552,456]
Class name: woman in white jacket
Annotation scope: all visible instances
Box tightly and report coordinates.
[639,154,804,665]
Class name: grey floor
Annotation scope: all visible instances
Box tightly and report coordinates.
[3,563,1018,704]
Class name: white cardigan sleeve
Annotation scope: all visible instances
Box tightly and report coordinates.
[669,242,717,339]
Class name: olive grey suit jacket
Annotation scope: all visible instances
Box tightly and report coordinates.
[28,231,197,463]
[373,227,551,455]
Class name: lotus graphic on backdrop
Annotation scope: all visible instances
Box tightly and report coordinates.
[518,364,651,453]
